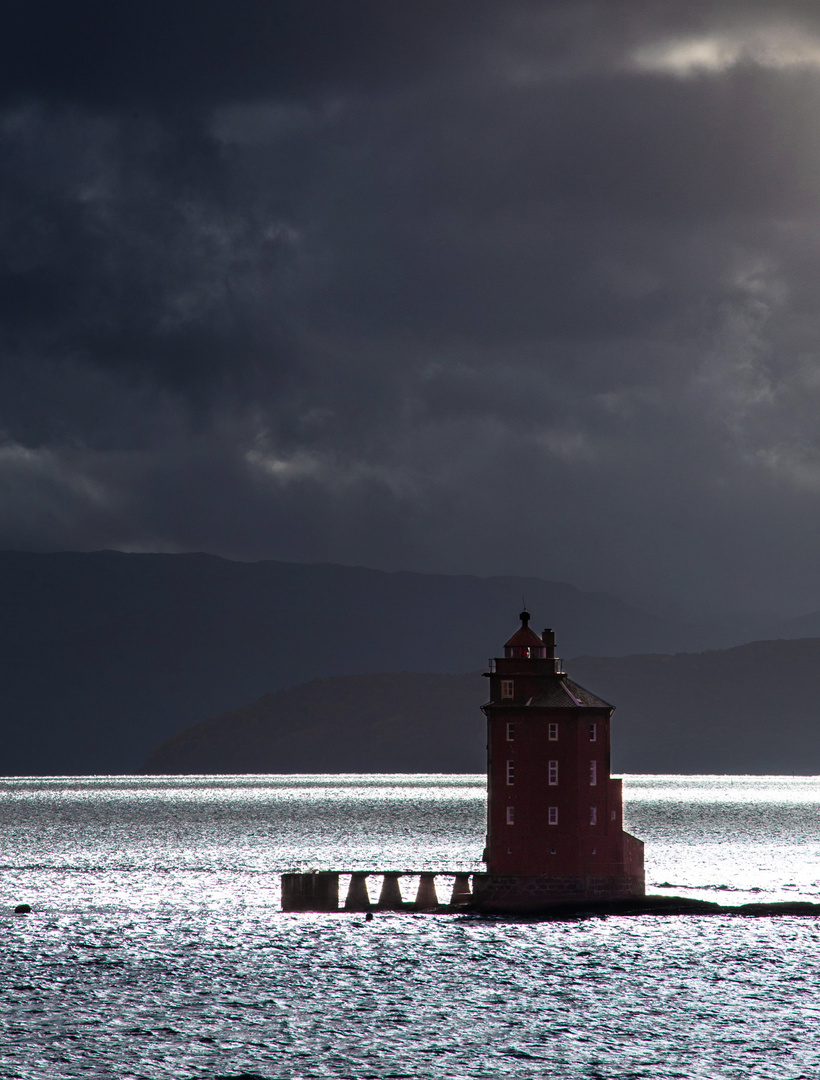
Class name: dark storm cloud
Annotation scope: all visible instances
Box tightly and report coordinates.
[4,1,820,618]
[0,1,488,110]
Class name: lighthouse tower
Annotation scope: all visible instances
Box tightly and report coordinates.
[472,611,644,910]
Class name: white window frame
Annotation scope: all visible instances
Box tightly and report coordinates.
[548,722,558,741]
[590,806,597,825]
[589,722,597,742]
[506,721,515,741]
[590,760,597,786]
[548,760,558,786]
[501,680,514,699]
[506,760,515,785]
[548,806,558,825]
[506,806,515,825]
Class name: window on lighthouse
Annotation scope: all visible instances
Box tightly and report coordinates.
[506,722,515,741]
[501,680,514,699]
[589,760,597,786]
[548,807,558,825]
[548,760,558,785]
[506,806,515,824]
[589,722,597,742]
[590,806,598,825]
[506,760,515,785]
[548,723,558,740]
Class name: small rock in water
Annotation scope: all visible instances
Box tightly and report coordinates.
[14,904,31,914]
[365,911,374,922]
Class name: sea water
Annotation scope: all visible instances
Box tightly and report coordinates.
[1,774,820,1079]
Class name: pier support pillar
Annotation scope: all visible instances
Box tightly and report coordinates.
[344,872,371,911]
[414,872,438,909]
[450,873,472,906]
[377,873,404,910]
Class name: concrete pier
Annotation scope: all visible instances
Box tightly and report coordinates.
[280,871,473,912]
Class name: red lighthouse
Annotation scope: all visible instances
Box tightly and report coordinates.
[472,611,644,910]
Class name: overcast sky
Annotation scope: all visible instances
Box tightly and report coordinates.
[4,1,820,620]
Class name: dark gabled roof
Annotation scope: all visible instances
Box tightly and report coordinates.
[548,677,612,709]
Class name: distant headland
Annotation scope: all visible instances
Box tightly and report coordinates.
[2,550,820,775]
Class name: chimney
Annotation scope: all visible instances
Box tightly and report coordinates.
[542,628,556,658]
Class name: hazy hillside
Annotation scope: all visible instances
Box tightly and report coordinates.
[0,550,730,775]
[144,672,487,774]
[144,638,820,775]
[573,638,820,773]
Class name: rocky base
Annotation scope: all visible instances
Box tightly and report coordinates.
[324,896,820,918]
[465,894,820,918]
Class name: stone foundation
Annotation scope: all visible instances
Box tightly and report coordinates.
[472,870,645,912]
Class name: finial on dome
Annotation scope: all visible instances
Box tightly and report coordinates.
[519,609,530,627]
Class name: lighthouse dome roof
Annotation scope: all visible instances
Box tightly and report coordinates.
[503,609,546,651]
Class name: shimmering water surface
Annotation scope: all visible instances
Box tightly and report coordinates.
[2,774,820,1079]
